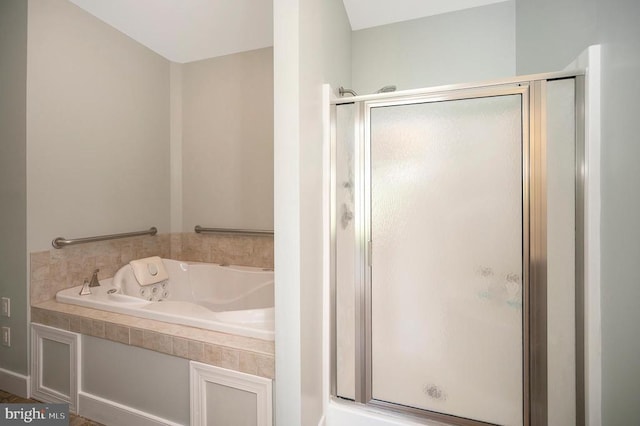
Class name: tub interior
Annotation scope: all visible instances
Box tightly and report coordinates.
[55,259,274,340]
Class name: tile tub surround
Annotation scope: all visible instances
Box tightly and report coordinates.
[170,232,274,268]
[29,232,275,378]
[31,301,275,379]
[30,234,171,305]
[30,232,274,304]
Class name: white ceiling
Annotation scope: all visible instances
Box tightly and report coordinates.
[69,0,273,63]
[69,0,506,63]
[342,0,509,30]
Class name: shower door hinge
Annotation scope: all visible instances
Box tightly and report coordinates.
[367,240,372,266]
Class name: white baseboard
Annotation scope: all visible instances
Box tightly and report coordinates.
[78,392,183,426]
[0,367,30,398]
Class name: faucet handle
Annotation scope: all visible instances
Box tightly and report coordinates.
[89,268,100,287]
[79,279,91,295]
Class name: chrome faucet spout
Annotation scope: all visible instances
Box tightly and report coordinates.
[89,268,100,287]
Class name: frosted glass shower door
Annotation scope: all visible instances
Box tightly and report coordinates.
[369,95,524,425]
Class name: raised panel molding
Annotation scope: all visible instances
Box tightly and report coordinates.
[30,323,80,412]
[190,361,273,426]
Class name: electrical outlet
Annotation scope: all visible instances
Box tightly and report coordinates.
[1,297,10,317]
[1,327,10,347]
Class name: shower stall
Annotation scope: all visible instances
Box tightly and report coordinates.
[330,73,584,426]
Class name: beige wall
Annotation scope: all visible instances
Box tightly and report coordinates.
[1,0,275,399]
[181,48,274,232]
[0,0,28,377]
[27,0,171,253]
[352,1,515,94]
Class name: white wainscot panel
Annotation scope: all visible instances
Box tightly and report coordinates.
[31,323,80,413]
[190,361,273,426]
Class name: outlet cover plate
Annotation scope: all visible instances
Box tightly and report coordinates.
[1,327,10,347]
[1,297,10,317]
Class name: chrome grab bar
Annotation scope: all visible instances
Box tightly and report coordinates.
[194,225,273,237]
[52,227,158,249]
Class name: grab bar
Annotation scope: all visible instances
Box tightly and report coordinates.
[52,227,158,249]
[194,225,273,237]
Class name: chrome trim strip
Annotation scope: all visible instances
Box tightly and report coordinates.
[529,80,548,425]
[521,83,532,426]
[361,85,529,110]
[330,103,338,397]
[363,99,372,404]
[332,70,585,105]
[354,100,367,403]
[52,227,157,249]
[574,75,587,426]
[369,400,497,426]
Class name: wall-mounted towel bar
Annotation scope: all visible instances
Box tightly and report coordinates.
[52,227,158,249]
[194,225,273,237]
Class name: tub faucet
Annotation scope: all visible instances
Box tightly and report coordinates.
[89,268,100,287]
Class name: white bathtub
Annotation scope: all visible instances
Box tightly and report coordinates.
[56,259,274,340]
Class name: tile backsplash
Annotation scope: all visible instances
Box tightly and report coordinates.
[30,232,274,305]
[170,232,274,268]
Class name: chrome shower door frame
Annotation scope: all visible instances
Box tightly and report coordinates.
[330,73,585,426]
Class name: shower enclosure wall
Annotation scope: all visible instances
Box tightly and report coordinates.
[330,74,584,426]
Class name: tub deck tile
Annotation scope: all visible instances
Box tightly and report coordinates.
[31,300,275,379]
[105,322,130,344]
[188,340,205,362]
[220,348,240,370]
[90,320,105,339]
[239,351,258,375]
[70,316,93,335]
[142,330,173,355]
[172,336,190,358]
[204,344,223,365]
[130,327,144,347]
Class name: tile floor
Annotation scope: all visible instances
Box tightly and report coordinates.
[0,389,103,426]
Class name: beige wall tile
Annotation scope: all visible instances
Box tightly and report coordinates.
[30,251,50,281]
[33,302,275,379]
[130,328,144,347]
[220,348,240,370]
[29,234,171,304]
[142,330,173,354]
[105,322,129,344]
[31,309,70,330]
[90,320,105,338]
[188,340,205,362]
[239,351,258,375]
[204,344,223,365]
[172,337,189,358]
[30,279,52,305]
[30,232,273,304]
[70,316,93,335]
[256,355,275,379]
[177,233,274,268]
